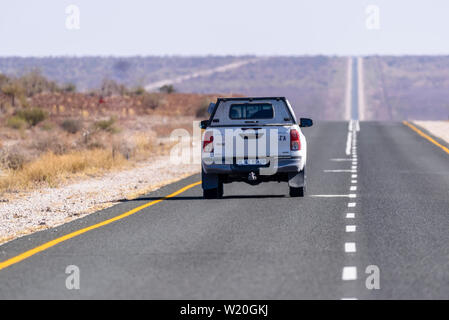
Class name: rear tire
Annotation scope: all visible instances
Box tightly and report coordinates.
[289,186,305,197]
[203,188,219,199]
[203,180,223,199]
[217,181,224,198]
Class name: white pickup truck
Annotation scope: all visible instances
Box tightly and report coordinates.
[200,97,312,199]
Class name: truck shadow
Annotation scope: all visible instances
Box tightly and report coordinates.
[117,194,285,202]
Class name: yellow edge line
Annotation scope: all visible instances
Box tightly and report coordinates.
[0,180,202,271]
[403,121,449,155]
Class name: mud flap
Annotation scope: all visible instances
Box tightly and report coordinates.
[202,168,219,190]
[288,168,306,188]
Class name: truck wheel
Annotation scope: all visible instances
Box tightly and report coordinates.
[203,180,223,199]
[218,181,224,198]
[203,188,219,199]
[289,186,305,197]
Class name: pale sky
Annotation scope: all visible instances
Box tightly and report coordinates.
[1,0,448,56]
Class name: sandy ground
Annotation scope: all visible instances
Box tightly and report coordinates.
[0,157,199,245]
[414,121,449,144]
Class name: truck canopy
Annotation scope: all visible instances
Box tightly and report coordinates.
[209,97,296,126]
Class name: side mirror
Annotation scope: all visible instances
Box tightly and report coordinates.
[299,118,313,128]
[199,120,209,129]
[207,103,215,115]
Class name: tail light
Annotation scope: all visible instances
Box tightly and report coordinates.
[290,129,301,151]
[203,132,214,153]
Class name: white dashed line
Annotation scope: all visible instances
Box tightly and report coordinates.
[310,194,357,198]
[342,266,357,280]
[346,225,356,232]
[324,170,357,173]
[345,242,356,253]
[342,92,361,298]
[346,131,353,155]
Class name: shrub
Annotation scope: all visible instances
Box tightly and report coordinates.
[94,117,118,133]
[6,116,27,129]
[61,118,82,134]
[33,136,69,155]
[15,107,47,126]
[100,79,127,96]
[141,93,160,110]
[1,151,26,170]
[63,83,76,92]
[41,122,54,131]
[1,82,25,106]
[133,86,146,95]
[159,84,175,94]
[195,99,211,118]
[18,70,59,96]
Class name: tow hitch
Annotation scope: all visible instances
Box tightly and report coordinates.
[248,172,257,182]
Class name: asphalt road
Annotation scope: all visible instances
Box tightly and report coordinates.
[0,120,448,299]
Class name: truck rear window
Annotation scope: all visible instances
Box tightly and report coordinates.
[229,103,274,120]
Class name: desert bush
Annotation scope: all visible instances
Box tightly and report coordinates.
[18,95,30,108]
[159,84,176,94]
[0,74,9,88]
[15,107,47,126]
[94,117,118,133]
[63,83,76,93]
[133,86,146,95]
[18,70,59,96]
[141,93,160,110]
[87,141,105,150]
[1,150,26,170]
[33,136,69,155]
[100,79,127,96]
[6,116,27,129]
[195,99,211,118]
[1,82,25,107]
[41,121,54,131]
[61,118,82,134]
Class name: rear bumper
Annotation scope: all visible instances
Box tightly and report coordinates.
[202,157,304,175]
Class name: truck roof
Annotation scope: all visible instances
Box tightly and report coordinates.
[216,97,288,103]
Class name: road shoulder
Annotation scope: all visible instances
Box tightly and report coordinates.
[0,173,201,264]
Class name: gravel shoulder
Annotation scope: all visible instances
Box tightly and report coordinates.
[413,121,449,144]
[0,157,199,245]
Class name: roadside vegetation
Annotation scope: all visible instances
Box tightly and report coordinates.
[0,71,235,195]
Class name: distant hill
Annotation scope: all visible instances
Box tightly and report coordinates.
[0,56,245,92]
[363,56,449,120]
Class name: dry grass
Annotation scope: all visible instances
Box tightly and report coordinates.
[0,149,127,193]
[0,91,219,195]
